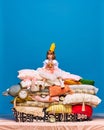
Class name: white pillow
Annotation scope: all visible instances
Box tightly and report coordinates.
[20,80,32,88]
[69,84,98,94]
[63,93,101,107]
[17,69,42,80]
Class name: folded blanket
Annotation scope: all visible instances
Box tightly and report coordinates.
[80,79,95,85]
[69,84,98,94]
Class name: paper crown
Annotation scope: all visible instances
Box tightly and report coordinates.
[49,43,56,52]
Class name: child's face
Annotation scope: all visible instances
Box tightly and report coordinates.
[47,54,53,60]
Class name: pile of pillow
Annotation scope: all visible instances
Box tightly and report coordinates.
[15,69,102,121]
[63,84,101,119]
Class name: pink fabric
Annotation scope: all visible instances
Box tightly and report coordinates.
[20,79,32,88]
[37,67,82,82]
[0,116,104,130]
[17,69,42,80]
[18,69,36,80]
[30,95,59,102]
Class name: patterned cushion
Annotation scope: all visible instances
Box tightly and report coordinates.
[69,84,98,94]
[72,88,95,95]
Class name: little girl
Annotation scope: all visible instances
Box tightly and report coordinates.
[43,50,58,73]
[36,43,82,88]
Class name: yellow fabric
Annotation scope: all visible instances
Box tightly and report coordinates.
[64,79,81,85]
[46,104,72,113]
[50,43,56,52]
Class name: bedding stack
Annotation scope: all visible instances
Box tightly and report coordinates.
[63,83,101,120]
[2,69,101,122]
[2,43,101,122]
[44,79,101,121]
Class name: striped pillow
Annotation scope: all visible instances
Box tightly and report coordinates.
[46,104,72,113]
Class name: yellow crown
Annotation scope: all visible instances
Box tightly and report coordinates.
[50,43,56,52]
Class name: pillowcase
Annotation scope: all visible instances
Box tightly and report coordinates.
[17,69,42,80]
[46,104,72,113]
[69,84,98,94]
[72,88,95,95]
[63,93,101,107]
[72,104,93,117]
[49,85,73,97]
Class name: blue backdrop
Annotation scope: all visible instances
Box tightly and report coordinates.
[0,0,104,115]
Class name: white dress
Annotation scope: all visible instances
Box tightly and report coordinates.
[36,59,82,86]
[18,60,82,88]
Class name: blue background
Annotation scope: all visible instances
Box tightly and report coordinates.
[0,0,104,115]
